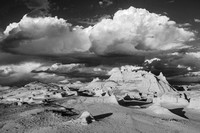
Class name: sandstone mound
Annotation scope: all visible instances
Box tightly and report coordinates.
[0,81,77,105]
[108,66,176,95]
[78,65,178,107]
[82,65,175,97]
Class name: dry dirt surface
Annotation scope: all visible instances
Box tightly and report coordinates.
[1,96,200,133]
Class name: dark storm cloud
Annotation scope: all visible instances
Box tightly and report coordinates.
[0,52,51,65]
[159,49,200,71]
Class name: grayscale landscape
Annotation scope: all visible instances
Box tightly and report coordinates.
[0,0,200,133]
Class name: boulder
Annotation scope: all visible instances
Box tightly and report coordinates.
[71,111,95,125]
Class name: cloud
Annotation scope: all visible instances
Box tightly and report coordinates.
[99,0,113,7]
[0,31,3,40]
[164,51,200,71]
[194,18,200,23]
[186,52,200,58]
[88,7,195,55]
[23,0,50,17]
[48,63,84,72]
[178,23,192,27]
[0,62,67,85]
[0,62,42,77]
[34,63,85,73]
[35,63,109,77]
[33,72,65,83]
[144,58,161,64]
[24,0,49,10]
[177,65,192,71]
[0,6,195,57]
[0,52,47,65]
[0,62,42,85]
[1,15,91,55]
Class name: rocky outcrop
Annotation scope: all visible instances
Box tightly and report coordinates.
[78,65,177,106]
[108,66,176,97]
[0,81,77,105]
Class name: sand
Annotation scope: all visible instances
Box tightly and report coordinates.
[1,96,200,133]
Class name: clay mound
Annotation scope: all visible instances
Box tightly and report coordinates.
[108,66,176,95]
[0,81,77,105]
[79,65,177,105]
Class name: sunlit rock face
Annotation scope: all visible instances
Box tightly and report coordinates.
[108,66,175,95]
[79,65,176,101]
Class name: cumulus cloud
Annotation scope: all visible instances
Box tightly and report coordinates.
[194,18,200,23]
[1,15,91,55]
[88,7,195,55]
[0,6,195,56]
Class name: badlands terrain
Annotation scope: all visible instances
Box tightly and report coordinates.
[0,1,200,132]
[1,65,200,133]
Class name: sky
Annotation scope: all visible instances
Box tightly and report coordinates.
[0,0,200,86]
